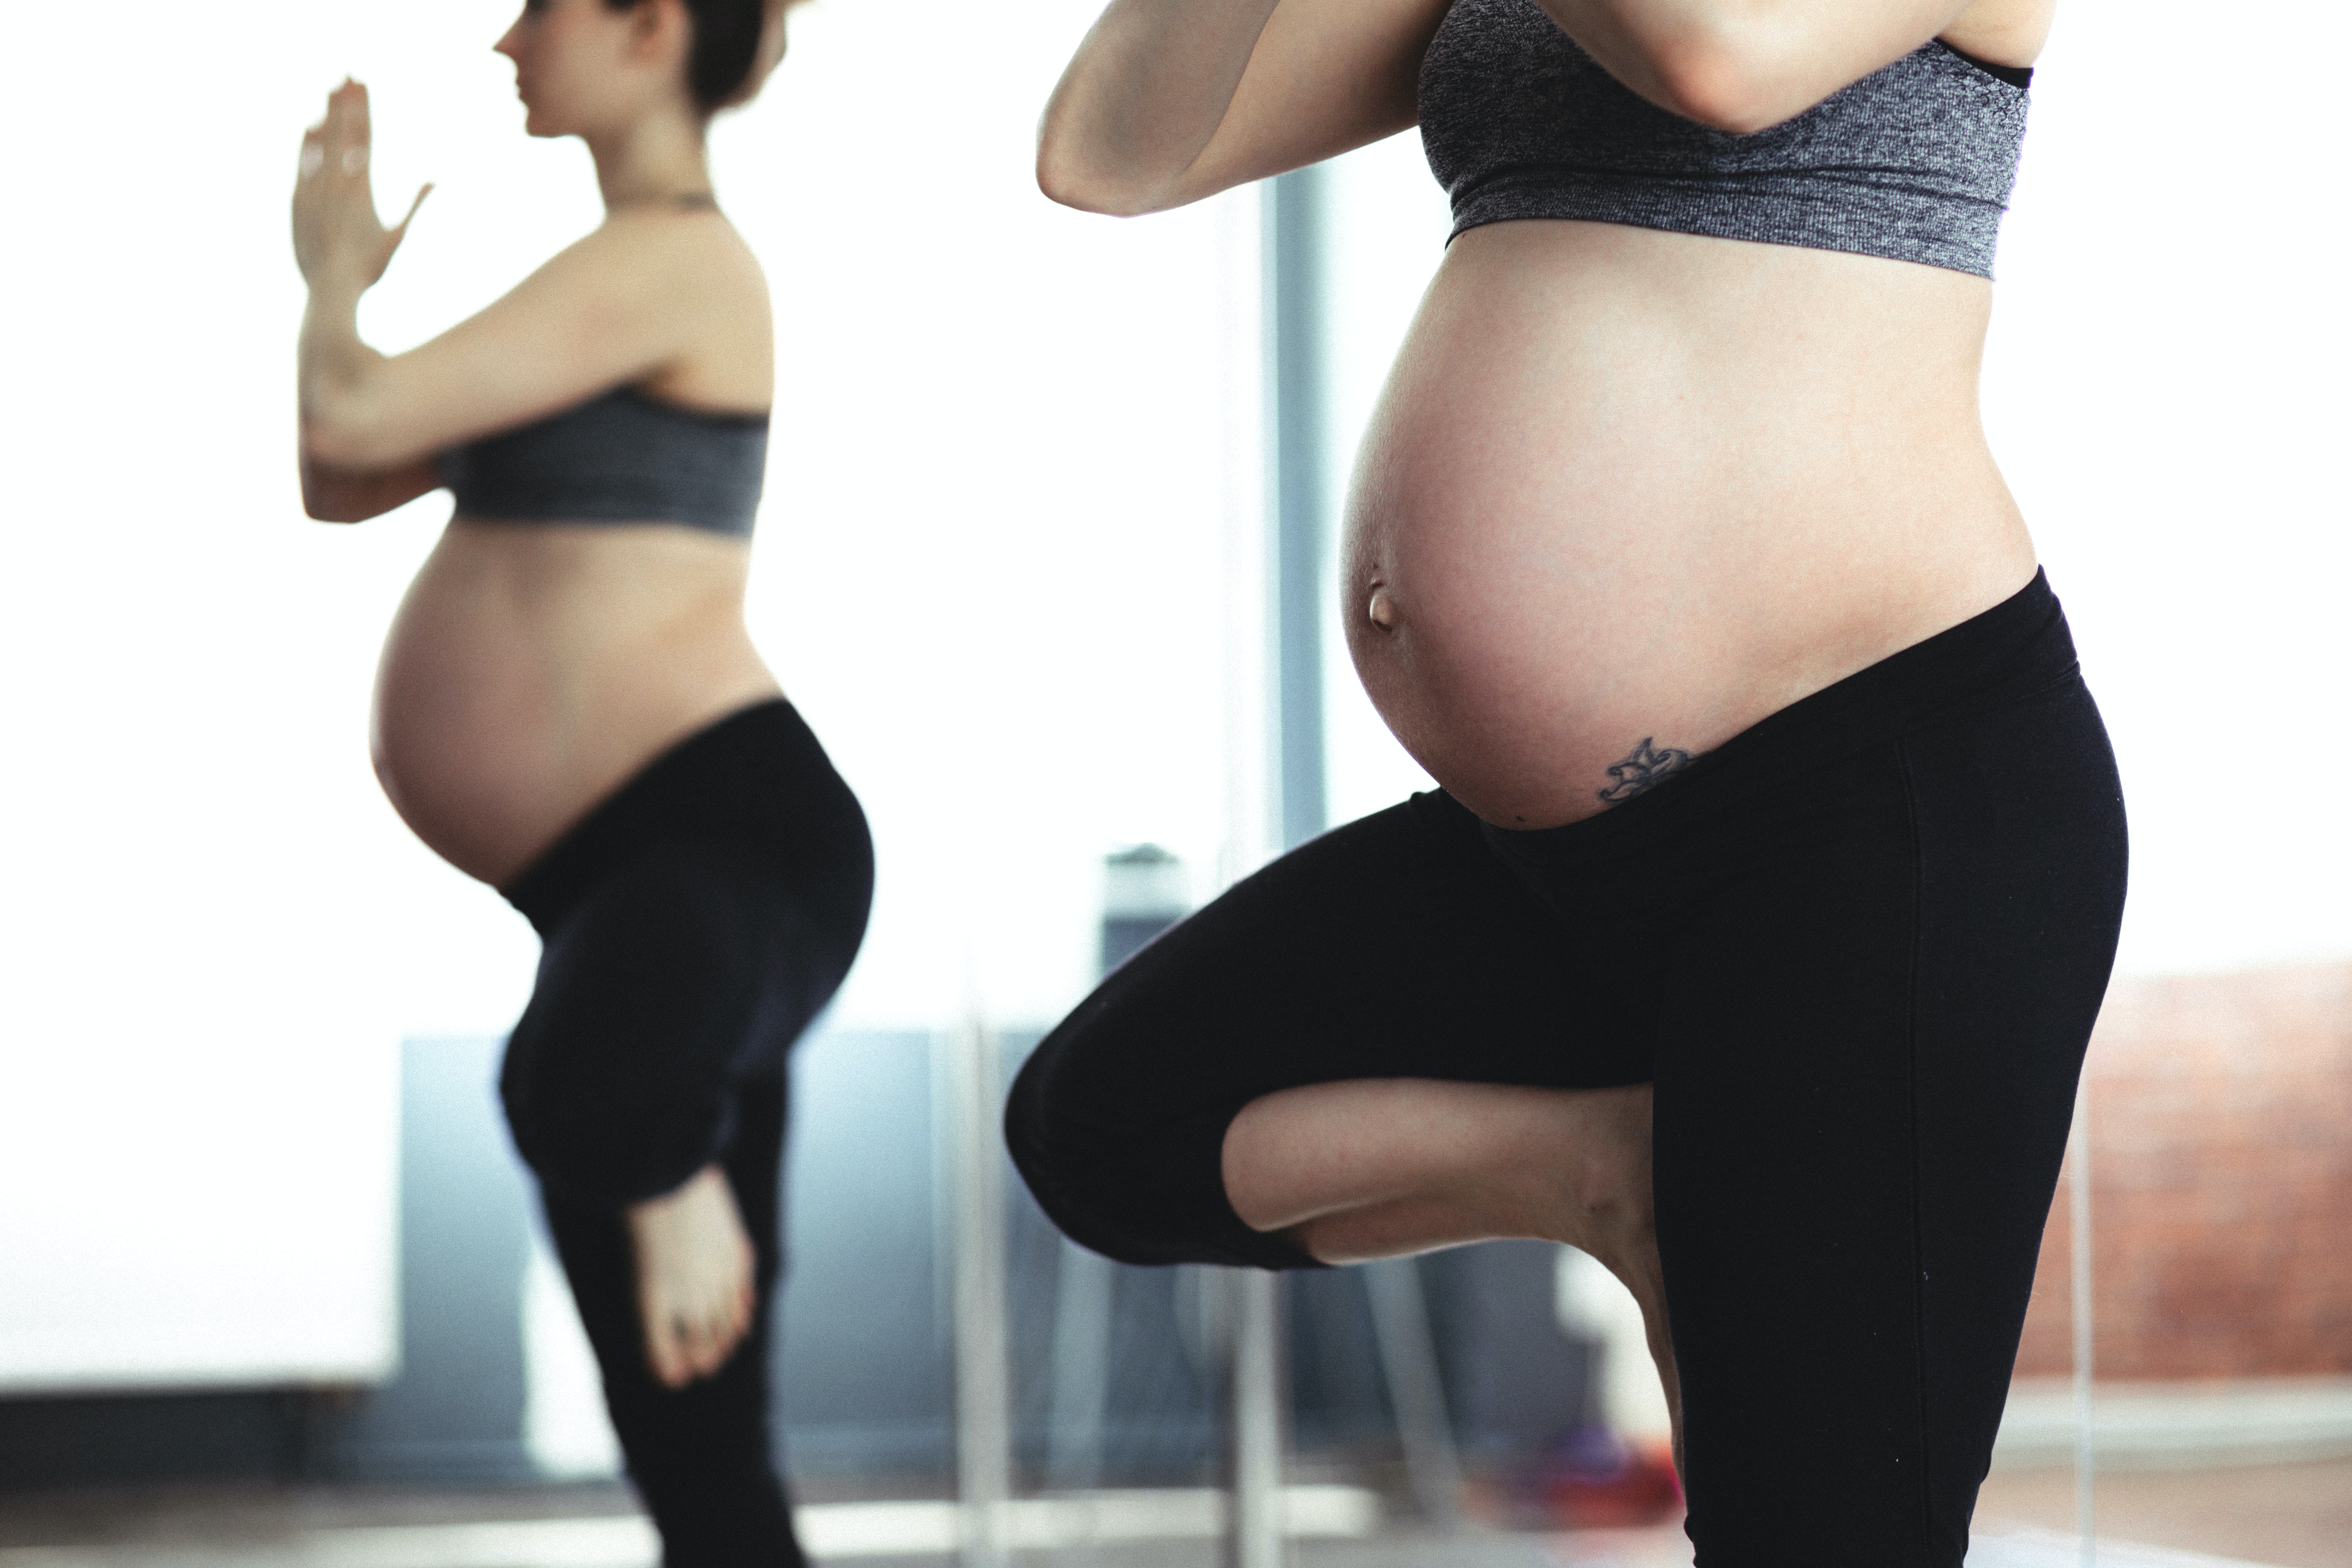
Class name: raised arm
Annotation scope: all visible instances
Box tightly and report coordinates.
[1037,0,1457,215]
[1533,0,2055,134]
[1037,0,2052,215]
[291,81,752,520]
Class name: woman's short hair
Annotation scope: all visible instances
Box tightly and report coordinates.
[608,0,788,113]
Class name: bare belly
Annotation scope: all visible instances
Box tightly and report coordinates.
[1344,220,2040,828]
[372,521,782,886]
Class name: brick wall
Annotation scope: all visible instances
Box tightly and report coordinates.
[2013,962,2352,1379]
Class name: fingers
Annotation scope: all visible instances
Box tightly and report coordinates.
[317,79,372,177]
[387,182,434,248]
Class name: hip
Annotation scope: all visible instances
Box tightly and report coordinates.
[500,695,873,959]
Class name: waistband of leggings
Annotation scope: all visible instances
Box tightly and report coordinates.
[501,696,851,932]
[1480,568,2078,865]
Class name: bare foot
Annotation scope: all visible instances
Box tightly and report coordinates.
[623,1164,756,1389]
[1525,1086,1685,1480]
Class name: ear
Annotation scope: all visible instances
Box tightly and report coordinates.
[628,0,694,71]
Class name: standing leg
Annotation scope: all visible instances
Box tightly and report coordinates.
[543,1072,800,1568]
[507,842,849,1565]
[1641,686,2123,1566]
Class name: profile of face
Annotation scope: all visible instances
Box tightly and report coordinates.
[494,0,793,139]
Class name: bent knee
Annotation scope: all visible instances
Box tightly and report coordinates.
[1004,1035,1315,1271]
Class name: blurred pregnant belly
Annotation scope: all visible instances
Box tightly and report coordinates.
[372,521,782,887]
[1344,218,2041,829]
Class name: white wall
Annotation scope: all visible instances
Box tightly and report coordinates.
[1984,1,2351,974]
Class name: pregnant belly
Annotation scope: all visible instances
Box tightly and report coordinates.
[1343,221,2040,829]
[371,523,779,886]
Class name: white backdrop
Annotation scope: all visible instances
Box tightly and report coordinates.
[0,0,2341,1393]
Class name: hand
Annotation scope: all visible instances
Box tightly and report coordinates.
[293,79,431,293]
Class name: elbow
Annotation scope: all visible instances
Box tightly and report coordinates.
[1645,26,1799,136]
[1035,119,1166,217]
[297,462,369,524]
[1035,150,1152,218]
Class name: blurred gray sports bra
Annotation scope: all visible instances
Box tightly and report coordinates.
[1418,0,2034,279]
[439,386,769,539]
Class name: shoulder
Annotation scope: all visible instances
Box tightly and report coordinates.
[552,208,767,303]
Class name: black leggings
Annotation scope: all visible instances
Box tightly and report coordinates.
[501,699,872,1567]
[1006,573,2126,1567]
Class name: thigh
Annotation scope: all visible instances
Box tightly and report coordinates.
[503,842,832,1205]
[1654,681,2125,1566]
[1005,791,1651,1270]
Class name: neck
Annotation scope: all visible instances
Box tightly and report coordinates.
[587,106,714,211]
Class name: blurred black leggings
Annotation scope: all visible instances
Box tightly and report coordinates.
[1007,573,2126,1568]
[501,699,872,1568]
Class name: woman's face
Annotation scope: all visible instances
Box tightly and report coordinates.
[493,0,677,140]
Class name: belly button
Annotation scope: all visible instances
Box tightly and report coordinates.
[1367,586,1398,630]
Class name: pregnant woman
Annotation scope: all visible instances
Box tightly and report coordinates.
[1007,0,2124,1560]
[292,2,864,1560]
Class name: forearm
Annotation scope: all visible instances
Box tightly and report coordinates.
[1038,0,1284,213]
[1531,0,1972,132]
[299,453,440,524]
[297,280,395,466]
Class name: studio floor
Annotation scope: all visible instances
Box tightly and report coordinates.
[0,1463,2345,1568]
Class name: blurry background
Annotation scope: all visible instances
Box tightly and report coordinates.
[0,0,2345,1565]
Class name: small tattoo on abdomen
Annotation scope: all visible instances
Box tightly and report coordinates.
[1598,737,1697,804]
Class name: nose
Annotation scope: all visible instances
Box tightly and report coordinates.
[493,16,523,60]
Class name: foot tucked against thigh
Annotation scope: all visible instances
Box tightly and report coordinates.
[626,1163,756,1389]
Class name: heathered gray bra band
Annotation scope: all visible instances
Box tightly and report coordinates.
[1418,0,2030,278]
[439,386,769,538]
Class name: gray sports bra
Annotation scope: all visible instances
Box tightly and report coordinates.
[1419,0,2032,278]
[440,385,769,539]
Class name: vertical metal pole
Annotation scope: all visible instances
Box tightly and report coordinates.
[1047,1241,1115,1489]
[2070,1078,2095,1568]
[1222,159,1329,1568]
[1364,1257,1464,1526]
[1050,846,1194,1488]
[1228,1269,1287,1568]
[949,1017,1010,1568]
[1267,165,1329,857]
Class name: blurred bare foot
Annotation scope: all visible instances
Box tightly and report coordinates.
[624,1164,755,1389]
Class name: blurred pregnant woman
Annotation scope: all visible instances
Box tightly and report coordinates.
[1006,0,2125,1561]
[291,2,863,1560]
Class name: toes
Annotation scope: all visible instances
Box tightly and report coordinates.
[645,1317,692,1389]
[688,1316,725,1378]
